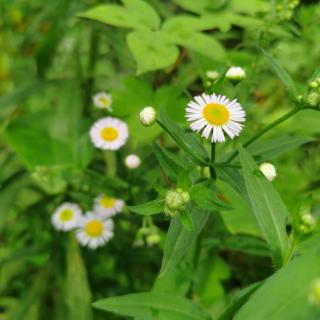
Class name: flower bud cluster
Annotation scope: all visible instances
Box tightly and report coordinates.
[276,0,299,21]
[133,226,161,247]
[164,188,191,217]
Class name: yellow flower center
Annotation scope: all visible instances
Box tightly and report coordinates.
[99,96,110,106]
[203,103,230,126]
[100,196,116,208]
[85,220,103,237]
[59,209,73,222]
[100,127,118,141]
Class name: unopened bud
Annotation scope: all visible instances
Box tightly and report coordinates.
[225,66,246,83]
[259,162,277,181]
[139,106,156,126]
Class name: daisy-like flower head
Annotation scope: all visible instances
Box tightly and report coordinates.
[76,212,114,249]
[94,194,124,217]
[93,92,112,110]
[125,154,141,169]
[186,93,246,143]
[89,117,129,150]
[51,202,82,231]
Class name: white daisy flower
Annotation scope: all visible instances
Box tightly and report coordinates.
[259,162,277,181]
[51,202,82,231]
[125,154,141,169]
[89,117,129,150]
[185,93,246,143]
[76,212,114,249]
[225,66,246,82]
[94,195,124,217]
[93,92,112,110]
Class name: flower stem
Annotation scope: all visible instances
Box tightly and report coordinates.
[226,106,303,163]
[210,143,216,180]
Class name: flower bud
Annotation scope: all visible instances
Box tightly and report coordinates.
[125,154,141,169]
[259,162,277,181]
[206,70,219,80]
[165,190,185,210]
[309,81,318,89]
[146,233,161,246]
[309,278,320,306]
[299,213,316,234]
[164,206,178,217]
[225,67,246,83]
[307,92,320,107]
[139,106,156,126]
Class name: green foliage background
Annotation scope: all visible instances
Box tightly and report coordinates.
[0,0,320,319]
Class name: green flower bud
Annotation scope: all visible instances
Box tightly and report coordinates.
[165,190,185,210]
[164,206,178,217]
[307,92,320,107]
[146,233,161,246]
[181,191,191,204]
[309,81,318,89]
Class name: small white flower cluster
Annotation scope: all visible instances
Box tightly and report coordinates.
[51,195,125,250]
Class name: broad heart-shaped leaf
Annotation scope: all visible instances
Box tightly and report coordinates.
[93,292,210,320]
[78,0,160,30]
[239,147,290,268]
[165,30,225,61]
[262,48,298,98]
[235,252,320,320]
[158,109,209,165]
[160,208,210,277]
[152,142,187,181]
[128,199,165,215]
[127,30,179,74]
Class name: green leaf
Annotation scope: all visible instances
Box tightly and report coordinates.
[262,48,298,98]
[246,136,314,162]
[128,199,165,215]
[235,252,320,320]
[65,236,92,320]
[179,208,194,231]
[191,184,232,212]
[127,30,179,74]
[158,109,209,165]
[160,208,209,277]
[239,147,290,268]
[152,142,187,181]
[93,292,210,320]
[78,0,160,30]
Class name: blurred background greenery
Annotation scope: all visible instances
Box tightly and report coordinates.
[0,0,320,319]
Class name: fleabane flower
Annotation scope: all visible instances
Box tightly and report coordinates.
[259,162,277,181]
[125,154,141,169]
[89,117,128,150]
[76,212,114,249]
[51,202,82,231]
[94,195,124,217]
[186,93,245,143]
[93,92,112,110]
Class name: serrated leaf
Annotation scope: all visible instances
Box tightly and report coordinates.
[262,48,298,98]
[127,30,179,74]
[93,292,210,320]
[152,142,186,181]
[160,208,209,277]
[78,0,160,30]
[239,147,290,268]
[129,199,165,215]
[235,252,320,320]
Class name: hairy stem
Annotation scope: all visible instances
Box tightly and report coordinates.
[209,143,217,180]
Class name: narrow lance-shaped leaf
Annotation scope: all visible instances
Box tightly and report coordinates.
[239,147,290,268]
[128,199,165,215]
[160,208,210,277]
[261,48,298,98]
[93,292,210,320]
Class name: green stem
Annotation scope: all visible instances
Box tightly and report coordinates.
[209,143,216,180]
[226,106,303,163]
[104,151,116,177]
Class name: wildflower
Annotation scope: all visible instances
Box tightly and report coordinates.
[94,195,124,218]
[206,70,219,80]
[76,212,114,249]
[139,106,156,126]
[225,66,246,83]
[125,154,141,169]
[51,202,82,231]
[93,92,112,110]
[89,117,128,150]
[259,162,277,181]
[309,278,320,306]
[186,93,245,143]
